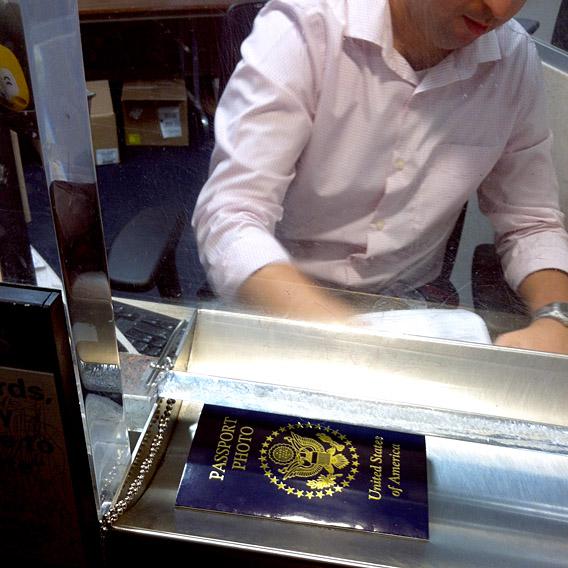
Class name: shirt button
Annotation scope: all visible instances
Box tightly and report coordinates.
[394,158,405,171]
[371,219,385,231]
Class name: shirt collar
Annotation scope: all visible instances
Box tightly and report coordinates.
[422,29,502,91]
[344,0,387,47]
[457,27,502,67]
[345,0,503,80]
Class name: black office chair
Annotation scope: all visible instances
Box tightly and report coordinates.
[218,0,267,96]
[471,243,528,315]
[415,205,468,307]
[107,205,188,298]
[515,17,540,36]
[106,2,268,302]
[552,0,568,51]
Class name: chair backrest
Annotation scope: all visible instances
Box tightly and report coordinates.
[218,0,267,97]
[552,0,568,51]
[514,17,540,35]
[440,203,468,282]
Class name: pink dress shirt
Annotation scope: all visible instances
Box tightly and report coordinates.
[192,0,568,301]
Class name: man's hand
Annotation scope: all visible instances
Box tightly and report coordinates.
[238,263,356,324]
[495,269,568,355]
[495,318,568,355]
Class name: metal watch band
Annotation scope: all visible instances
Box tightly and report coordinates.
[532,302,568,328]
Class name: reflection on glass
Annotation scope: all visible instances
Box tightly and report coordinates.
[0,126,36,285]
[72,2,568,359]
[2,0,133,513]
[2,7,568,566]
[4,1,568,405]
[186,0,568,356]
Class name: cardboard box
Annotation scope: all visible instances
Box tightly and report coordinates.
[87,80,120,165]
[121,79,189,146]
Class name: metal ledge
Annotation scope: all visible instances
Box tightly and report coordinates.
[536,36,568,73]
[158,309,568,453]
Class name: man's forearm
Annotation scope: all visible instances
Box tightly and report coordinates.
[517,269,568,313]
[495,268,568,354]
[238,263,355,323]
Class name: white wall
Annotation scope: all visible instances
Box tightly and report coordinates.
[543,63,568,216]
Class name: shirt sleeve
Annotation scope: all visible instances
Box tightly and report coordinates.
[191,0,326,300]
[478,38,568,292]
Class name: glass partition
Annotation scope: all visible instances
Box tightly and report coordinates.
[2,0,568,521]
[72,0,568,360]
[1,0,132,515]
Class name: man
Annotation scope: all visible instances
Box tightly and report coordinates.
[193,0,568,353]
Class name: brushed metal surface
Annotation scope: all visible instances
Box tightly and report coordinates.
[112,401,568,567]
[157,310,568,450]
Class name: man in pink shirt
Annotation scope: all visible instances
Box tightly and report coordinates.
[192,0,568,353]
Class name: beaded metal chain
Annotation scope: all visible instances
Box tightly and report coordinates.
[101,397,180,531]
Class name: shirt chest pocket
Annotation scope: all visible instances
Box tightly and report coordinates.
[418,143,502,208]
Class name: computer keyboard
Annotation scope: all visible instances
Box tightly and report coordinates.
[113,300,181,357]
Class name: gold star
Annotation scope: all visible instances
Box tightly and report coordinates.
[264,471,272,478]
[260,449,267,456]
[347,474,355,481]
[270,476,278,484]
[266,435,274,443]
[270,430,280,438]
[334,486,343,493]
[296,490,304,498]
[305,492,314,499]
[338,434,347,441]
[287,423,295,430]
[325,489,334,496]
[324,426,331,432]
[316,491,324,498]
[286,487,295,495]
[352,460,360,468]
[279,426,287,433]
[305,422,313,429]
[341,480,350,487]
[262,441,270,448]
[315,424,322,430]
[351,467,359,475]
[277,482,286,490]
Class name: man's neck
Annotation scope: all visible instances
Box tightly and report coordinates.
[389,0,452,71]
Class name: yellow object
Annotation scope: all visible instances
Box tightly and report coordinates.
[127,132,142,145]
[0,44,30,111]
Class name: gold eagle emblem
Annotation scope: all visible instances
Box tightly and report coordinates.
[259,422,359,499]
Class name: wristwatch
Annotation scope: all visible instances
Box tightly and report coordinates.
[532,302,568,327]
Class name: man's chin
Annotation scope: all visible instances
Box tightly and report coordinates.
[439,35,480,52]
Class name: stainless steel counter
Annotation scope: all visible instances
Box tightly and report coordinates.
[160,309,568,453]
[111,400,568,567]
[109,309,568,566]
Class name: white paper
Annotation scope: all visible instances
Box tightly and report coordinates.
[158,106,182,138]
[351,308,492,344]
[95,148,119,165]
